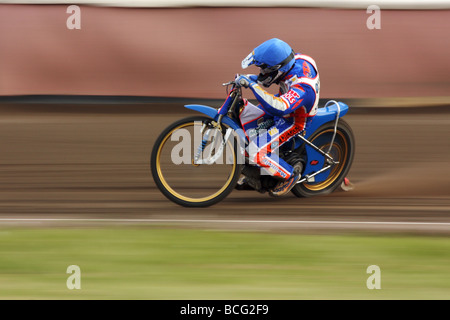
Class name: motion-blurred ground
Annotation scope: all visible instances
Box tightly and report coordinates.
[0,103,448,234]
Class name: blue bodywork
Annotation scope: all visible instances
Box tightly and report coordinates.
[184,101,348,183]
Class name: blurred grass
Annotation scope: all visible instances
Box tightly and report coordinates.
[0,227,449,299]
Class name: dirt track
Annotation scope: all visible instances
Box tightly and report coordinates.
[0,103,449,234]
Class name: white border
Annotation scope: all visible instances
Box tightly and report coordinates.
[2,0,450,9]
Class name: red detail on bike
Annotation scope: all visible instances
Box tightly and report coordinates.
[341,177,355,192]
[310,160,319,165]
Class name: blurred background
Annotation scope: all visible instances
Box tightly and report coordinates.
[0,1,449,300]
[1,0,450,102]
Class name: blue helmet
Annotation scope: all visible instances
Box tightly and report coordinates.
[242,38,295,87]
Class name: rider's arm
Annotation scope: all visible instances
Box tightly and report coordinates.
[248,83,308,117]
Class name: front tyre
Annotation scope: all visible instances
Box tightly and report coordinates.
[291,118,355,198]
[151,116,242,207]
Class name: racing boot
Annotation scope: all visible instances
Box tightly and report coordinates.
[269,172,301,197]
[268,159,303,197]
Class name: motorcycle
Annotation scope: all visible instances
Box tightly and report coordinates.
[151,79,355,207]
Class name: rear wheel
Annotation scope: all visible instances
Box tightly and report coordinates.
[151,116,242,207]
[291,118,355,198]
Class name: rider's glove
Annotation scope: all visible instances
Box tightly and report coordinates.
[235,74,257,88]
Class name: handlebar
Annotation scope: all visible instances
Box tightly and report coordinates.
[222,80,235,86]
[222,76,247,87]
[216,79,244,126]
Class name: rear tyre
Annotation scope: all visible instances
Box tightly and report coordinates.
[291,118,355,198]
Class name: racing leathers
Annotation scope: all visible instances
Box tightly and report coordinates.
[240,54,320,180]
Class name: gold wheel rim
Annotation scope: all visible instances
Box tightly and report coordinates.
[304,129,348,191]
[156,122,236,203]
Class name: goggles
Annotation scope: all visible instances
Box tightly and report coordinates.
[255,51,295,74]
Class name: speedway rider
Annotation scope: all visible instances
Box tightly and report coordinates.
[235,38,320,196]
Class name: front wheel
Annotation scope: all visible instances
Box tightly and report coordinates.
[151,116,242,207]
[291,118,355,198]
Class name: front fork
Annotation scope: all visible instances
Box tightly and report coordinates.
[193,117,233,165]
[193,122,210,165]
